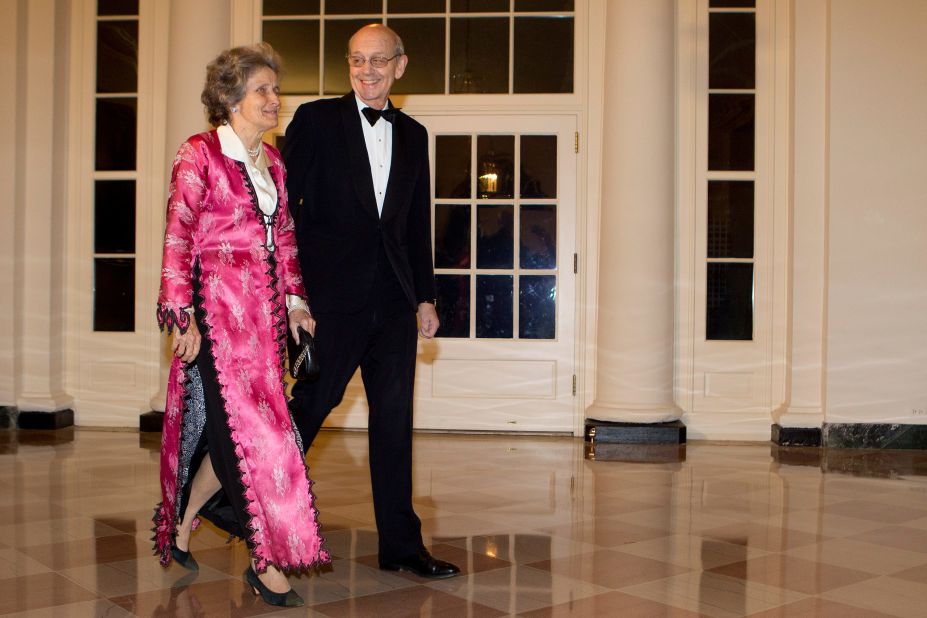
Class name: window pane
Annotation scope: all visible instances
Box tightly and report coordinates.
[97,21,138,93]
[708,93,754,171]
[708,181,753,259]
[98,0,138,15]
[477,205,514,268]
[514,17,573,93]
[709,13,755,89]
[706,263,753,340]
[450,18,509,93]
[520,204,556,269]
[436,275,470,338]
[94,258,135,332]
[95,98,136,171]
[515,0,574,10]
[451,0,508,11]
[264,21,320,94]
[476,275,513,338]
[389,0,446,12]
[477,135,514,199]
[327,0,381,14]
[435,135,471,198]
[435,204,471,268]
[519,275,556,339]
[390,18,445,94]
[326,19,380,94]
[520,135,557,198]
[709,0,755,7]
[263,0,319,14]
[95,180,135,254]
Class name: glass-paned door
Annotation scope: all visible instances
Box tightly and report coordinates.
[322,114,578,432]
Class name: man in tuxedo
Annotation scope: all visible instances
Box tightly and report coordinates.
[283,24,459,579]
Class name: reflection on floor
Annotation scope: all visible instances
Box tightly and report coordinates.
[2,428,927,617]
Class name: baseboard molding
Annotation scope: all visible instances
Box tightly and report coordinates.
[771,424,822,447]
[17,409,74,430]
[824,422,927,450]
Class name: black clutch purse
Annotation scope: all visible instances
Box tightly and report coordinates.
[287,326,320,381]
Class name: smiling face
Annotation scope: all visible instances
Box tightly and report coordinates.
[231,65,280,134]
[348,25,407,110]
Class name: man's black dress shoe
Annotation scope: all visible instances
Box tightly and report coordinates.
[380,550,460,579]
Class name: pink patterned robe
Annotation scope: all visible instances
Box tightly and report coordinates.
[153,130,329,573]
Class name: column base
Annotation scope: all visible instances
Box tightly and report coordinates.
[771,424,822,447]
[585,419,686,445]
[585,402,683,425]
[0,406,16,429]
[824,423,927,450]
[17,409,74,430]
[140,410,164,433]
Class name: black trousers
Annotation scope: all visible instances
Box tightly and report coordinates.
[291,305,425,563]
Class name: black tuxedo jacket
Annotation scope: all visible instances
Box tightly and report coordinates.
[283,93,436,315]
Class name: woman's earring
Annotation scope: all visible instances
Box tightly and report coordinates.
[231,106,239,113]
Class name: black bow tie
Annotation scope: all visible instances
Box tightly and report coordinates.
[362,106,398,126]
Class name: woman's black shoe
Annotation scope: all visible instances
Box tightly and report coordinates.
[245,567,304,607]
[171,545,199,571]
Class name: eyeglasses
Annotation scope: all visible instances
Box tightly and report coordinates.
[346,54,401,69]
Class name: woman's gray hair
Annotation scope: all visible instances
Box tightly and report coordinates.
[201,43,282,127]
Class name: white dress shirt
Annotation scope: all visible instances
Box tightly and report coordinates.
[355,95,392,216]
[218,124,309,315]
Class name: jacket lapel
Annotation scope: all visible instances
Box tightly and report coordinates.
[339,94,380,220]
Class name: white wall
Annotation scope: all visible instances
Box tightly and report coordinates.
[826,0,927,424]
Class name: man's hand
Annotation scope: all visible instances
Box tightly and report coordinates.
[418,302,439,338]
[289,308,316,340]
[172,319,202,363]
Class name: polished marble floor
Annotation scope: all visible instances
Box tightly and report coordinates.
[2,428,927,617]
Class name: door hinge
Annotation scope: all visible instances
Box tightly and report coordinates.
[574,131,579,154]
[572,374,577,396]
[573,253,578,274]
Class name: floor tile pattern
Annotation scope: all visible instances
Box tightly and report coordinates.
[1,429,926,616]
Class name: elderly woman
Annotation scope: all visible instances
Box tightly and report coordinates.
[153,43,328,607]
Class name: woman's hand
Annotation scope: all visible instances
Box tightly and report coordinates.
[289,308,316,340]
[172,318,201,363]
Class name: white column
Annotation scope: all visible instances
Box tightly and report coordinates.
[15,0,73,413]
[585,0,681,424]
[775,0,827,429]
[0,0,18,408]
[149,0,230,412]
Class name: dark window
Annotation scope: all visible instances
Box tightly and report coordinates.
[707,181,753,259]
[450,18,509,93]
[94,258,135,332]
[520,135,557,198]
[95,98,137,171]
[390,0,446,12]
[96,21,138,93]
[435,135,472,199]
[515,0,574,9]
[476,275,513,338]
[708,93,755,171]
[261,0,320,15]
[97,0,138,15]
[327,0,380,14]
[514,17,574,93]
[390,18,445,94]
[264,20,320,95]
[707,263,753,340]
[436,275,471,338]
[435,204,471,269]
[94,180,136,254]
[477,135,515,199]
[451,0,508,11]
[520,205,556,269]
[477,205,514,269]
[520,275,556,339]
[709,13,755,89]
